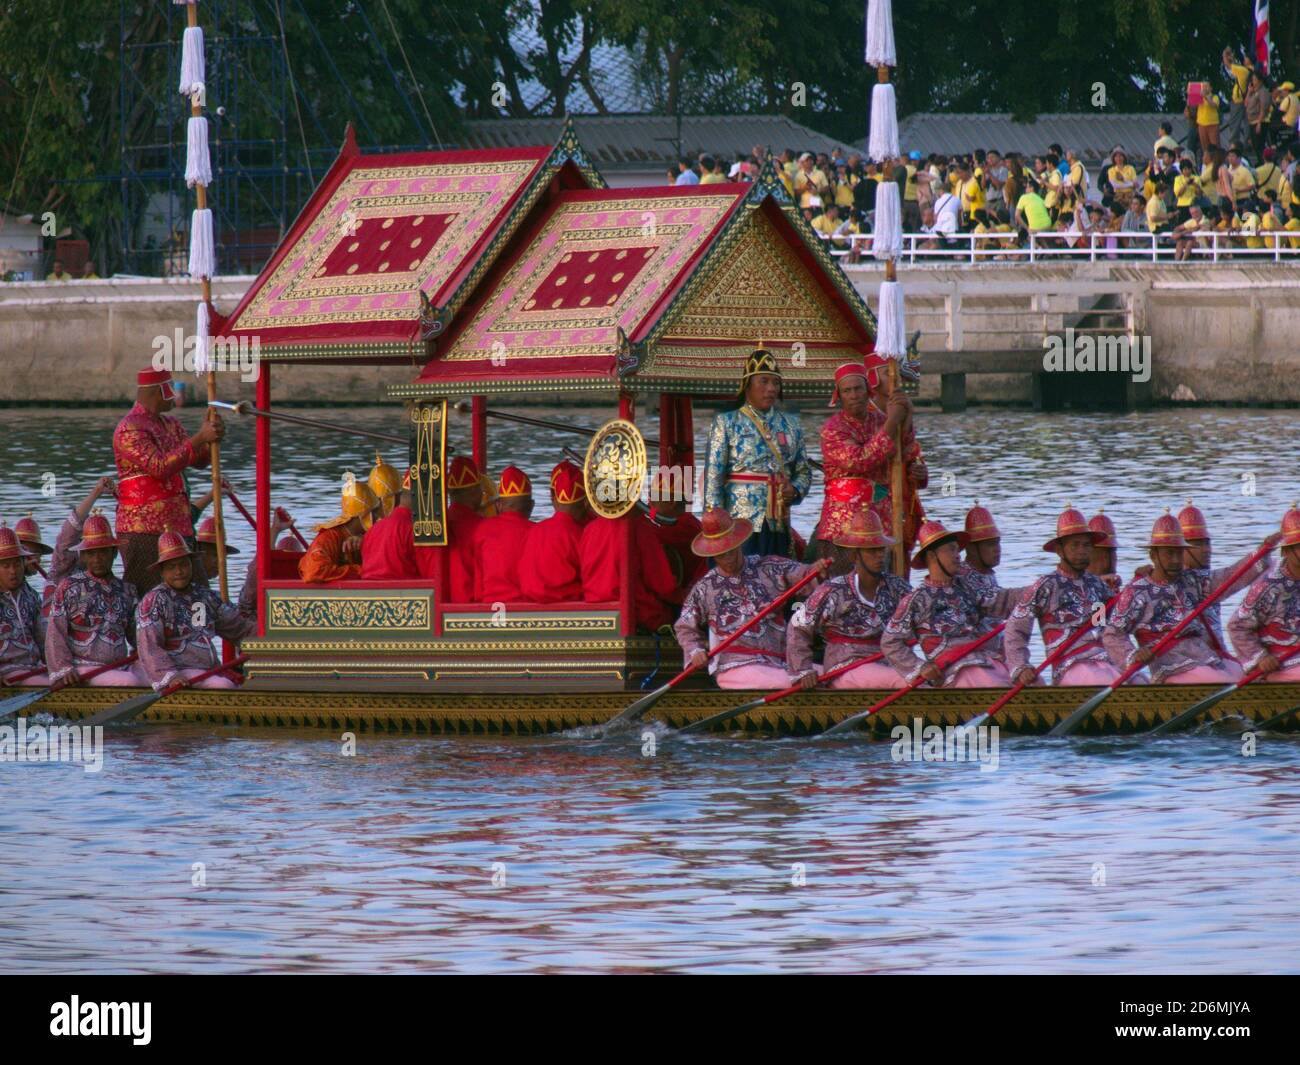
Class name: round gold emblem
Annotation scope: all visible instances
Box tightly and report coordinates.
[583,419,647,520]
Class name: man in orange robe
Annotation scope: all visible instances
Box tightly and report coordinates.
[580,512,682,632]
[300,483,381,583]
[518,461,589,602]
[472,466,534,602]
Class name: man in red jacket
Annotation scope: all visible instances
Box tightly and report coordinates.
[472,466,534,602]
[414,456,483,597]
[361,470,418,579]
[518,461,589,602]
[580,511,682,632]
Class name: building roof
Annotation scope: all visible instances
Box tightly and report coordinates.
[218,121,605,361]
[463,114,857,171]
[397,164,876,400]
[888,113,1194,166]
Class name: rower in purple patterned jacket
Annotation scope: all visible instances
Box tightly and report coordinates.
[1176,499,1250,669]
[1227,504,1300,683]
[0,525,46,686]
[786,510,909,690]
[1102,510,1279,684]
[136,530,255,691]
[1003,506,1125,687]
[882,518,1014,688]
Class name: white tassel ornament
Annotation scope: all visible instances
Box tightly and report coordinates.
[179,26,205,96]
[876,280,908,358]
[194,301,210,374]
[188,208,215,279]
[872,181,902,260]
[868,82,899,163]
[185,116,212,188]
[865,0,896,67]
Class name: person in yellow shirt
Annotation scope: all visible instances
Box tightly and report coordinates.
[45,258,73,281]
[1153,121,1179,157]
[1223,49,1251,104]
[1173,161,1199,220]
[1107,149,1138,207]
[1145,180,1171,234]
[698,154,726,184]
[794,153,830,209]
[1274,83,1300,135]
[833,165,855,210]
[1258,192,1284,253]
[1189,83,1222,157]
[1225,146,1256,208]
[1238,199,1263,250]
[1284,201,1300,249]
[1064,150,1087,198]
[959,163,986,227]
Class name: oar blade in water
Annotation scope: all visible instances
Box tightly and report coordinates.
[1148,683,1237,736]
[1255,702,1300,732]
[0,687,53,721]
[677,696,765,735]
[600,682,671,733]
[1048,686,1113,737]
[83,690,164,728]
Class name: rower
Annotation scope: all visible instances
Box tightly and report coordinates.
[646,468,705,591]
[113,366,224,598]
[673,508,821,690]
[0,525,46,686]
[1228,504,1300,683]
[472,466,534,602]
[518,461,589,603]
[136,530,255,690]
[45,511,146,688]
[368,453,402,519]
[882,518,1013,687]
[703,348,811,558]
[815,357,922,567]
[361,471,417,580]
[198,509,293,618]
[298,484,380,584]
[1102,510,1278,684]
[1003,506,1122,686]
[13,513,51,582]
[1087,509,1122,592]
[579,511,681,633]
[1177,499,1257,666]
[787,510,909,690]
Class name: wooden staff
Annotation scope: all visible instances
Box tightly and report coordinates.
[186,1,228,601]
[877,68,907,575]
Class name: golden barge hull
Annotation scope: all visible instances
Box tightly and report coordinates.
[39,683,1300,736]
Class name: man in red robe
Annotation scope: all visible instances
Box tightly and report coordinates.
[580,512,682,632]
[418,456,486,599]
[472,466,534,602]
[647,469,705,590]
[113,367,225,598]
[361,471,418,579]
[518,461,589,602]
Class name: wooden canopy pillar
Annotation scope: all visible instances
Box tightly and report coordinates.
[255,361,271,637]
[471,395,487,471]
[618,391,636,638]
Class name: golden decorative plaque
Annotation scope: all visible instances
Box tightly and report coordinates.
[584,418,647,520]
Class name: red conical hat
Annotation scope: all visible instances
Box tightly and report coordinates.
[909,519,969,569]
[1176,498,1210,541]
[1088,508,1118,548]
[964,502,1002,543]
[13,513,51,554]
[1043,505,1105,552]
[1279,503,1300,549]
[833,508,895,549]
[550,460,585,504]
[1143,509,1189,549]
[0,525,35,562]
[149,528,197,568]
[498,465,532,499]
[72,511,123,552]
[691,508,753,557]
[195,516,240,554]
[447,455,481,492]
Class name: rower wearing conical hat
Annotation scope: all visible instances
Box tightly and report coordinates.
[368,453,402,519]
[199,508,296,619]
[45,510,147,688]
[136,529,254,691]
[1086,508,1121,592]
[298,481,380,584]
[815,354,927,565]
[1228,504,1300,683]
[1176,498,1263,666]
[787,510,909,690]
[957,502,1028,616]
[471,465,535,602]
[703,347,811,559]
[0,525,46,686]
[881,517,1013,688]
[1003,506,1123,687]
[1102,509,1279,685]
[673,508,822,690]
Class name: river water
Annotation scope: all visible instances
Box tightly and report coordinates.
[1,405,1298,973]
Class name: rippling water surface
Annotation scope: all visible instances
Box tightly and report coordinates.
[1,405,1297,973]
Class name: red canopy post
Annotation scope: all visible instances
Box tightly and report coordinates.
[618,392,636,637]
[472,395,487,471]
[255,362,271,637]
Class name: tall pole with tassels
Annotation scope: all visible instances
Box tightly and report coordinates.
[178,0,228,599]
[865,0,907,574]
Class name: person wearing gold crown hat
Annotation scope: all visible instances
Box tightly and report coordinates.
[1229,505,1300,683]
[298,485,378,583]
[419,455,487,599]
[787,510,910,689]
[472,465,535,602]
[45,511,146,687]
[368,453,402,519]
[1102,510,1279,684]
[1176,498,1265,666]
[579,490,681,632]
[0,525,47,686]
[360,466,418,580]
[341,473,382,532]
[882,518,1013,687]
[1087,509,1122,593]
[673,508,822,689]
[815,355,927,566]
[113,366,226,598]
[1004,506,1125,687]
[703,348,811,559]
[518,461,590,603]
[136,529,255,691]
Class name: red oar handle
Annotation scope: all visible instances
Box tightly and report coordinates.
[161,654,250,697]
[222,485,258,530]
[1236,644,1300,688]
[78,653,140,683]
[760,650,887,706]
[277,507,310,549]
[2,665,47,686]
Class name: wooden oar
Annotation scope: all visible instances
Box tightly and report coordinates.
[82,655,248,728]
[676,650,887,735]
[1254,698,1300,732]
[1,665,48,687]
[822,623,1007,738]
[958,593,1120,732]
[1049,541,1276,737]
[0,655,140,722]
[599,559,830,733]
[1149,645,1300,735]
[276,506,311,549]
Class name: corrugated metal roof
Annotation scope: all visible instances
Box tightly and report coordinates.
[464,115,856,169]
[886,113,1196,165]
